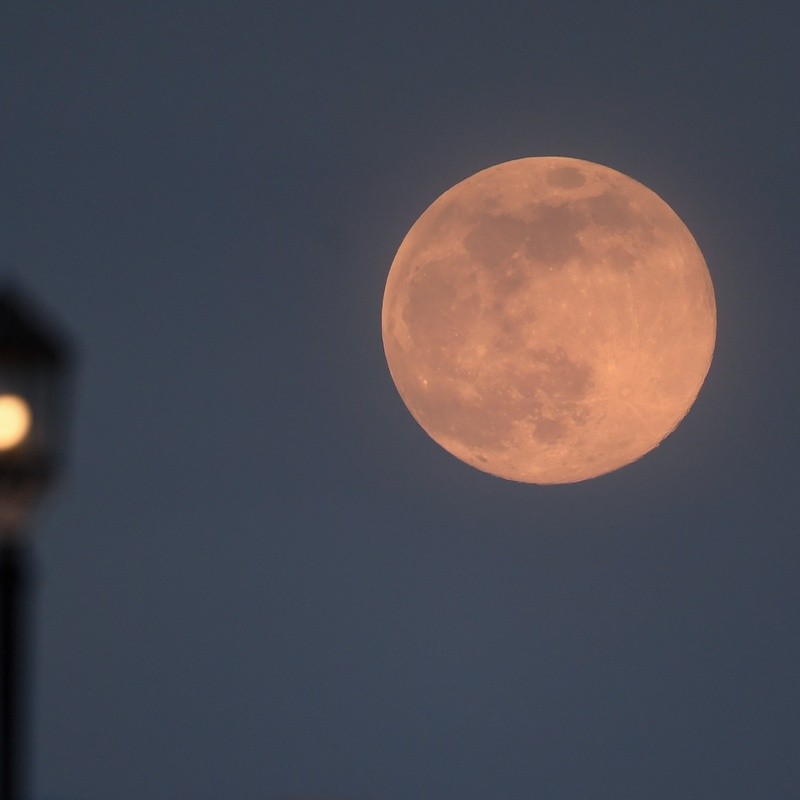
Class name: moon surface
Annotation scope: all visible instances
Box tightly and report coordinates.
[382,157,716,484]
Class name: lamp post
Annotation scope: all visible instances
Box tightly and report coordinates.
[0,286,71,800]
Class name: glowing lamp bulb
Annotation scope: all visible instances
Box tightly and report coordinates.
[0,395,32,450]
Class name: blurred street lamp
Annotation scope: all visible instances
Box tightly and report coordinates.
[0,286,72,800]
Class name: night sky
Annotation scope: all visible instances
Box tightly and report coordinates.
[2,4,799,800]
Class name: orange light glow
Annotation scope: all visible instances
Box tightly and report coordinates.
[0,394,32,450]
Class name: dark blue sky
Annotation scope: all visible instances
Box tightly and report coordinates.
[2,4,799,799]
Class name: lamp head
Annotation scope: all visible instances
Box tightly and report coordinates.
[0,286,73,537]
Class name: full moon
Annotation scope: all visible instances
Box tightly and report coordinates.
[382,157,716,484]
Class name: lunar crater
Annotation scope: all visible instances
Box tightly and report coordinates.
[547,166,586,189]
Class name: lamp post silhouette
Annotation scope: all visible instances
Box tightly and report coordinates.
[0,287,71,800]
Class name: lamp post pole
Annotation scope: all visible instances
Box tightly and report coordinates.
[1,538,28,800]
